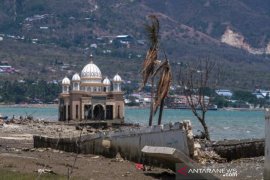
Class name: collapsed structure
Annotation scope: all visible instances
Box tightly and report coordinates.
[59,56,125,122]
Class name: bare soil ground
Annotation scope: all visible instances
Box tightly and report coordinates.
[0,121,265,180]
[0,122,174,180]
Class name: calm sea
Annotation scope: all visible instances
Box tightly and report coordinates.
[0,106,265,141]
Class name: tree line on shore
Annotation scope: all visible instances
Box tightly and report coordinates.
[0,78,269,107]
[0,80,60,104]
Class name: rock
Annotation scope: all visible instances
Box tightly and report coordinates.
[0,119,4,126]
[87,128,96,133]
[9,119,21,124]
[111,153,124,162]
[101,139,111,149]
[91,156,100,159]
[115,152,124,162]
[37,169,56,174]
[144,166,152,171]
[122,171,131,177]
[194,142,201,149]
[37,148,46,152]
[22,148,30,151]
[9,148,16,152]
[76,126,83,130]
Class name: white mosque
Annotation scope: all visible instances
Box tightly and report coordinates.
[59,56,124,123]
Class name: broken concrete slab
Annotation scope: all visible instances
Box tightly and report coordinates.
[141,146,219,179]
[141,145,192,169]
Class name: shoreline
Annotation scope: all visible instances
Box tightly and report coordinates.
[0,103,266,112]
[0,104,58,108]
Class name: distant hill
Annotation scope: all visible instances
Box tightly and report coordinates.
[0,0,270,90]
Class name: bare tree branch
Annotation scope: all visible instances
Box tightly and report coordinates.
[178,58,220,140]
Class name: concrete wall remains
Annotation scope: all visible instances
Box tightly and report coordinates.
[213,139,264,161]
[34,121,193,162]
[264,109,270,179]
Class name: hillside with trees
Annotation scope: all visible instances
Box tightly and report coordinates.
[0,0,270,90]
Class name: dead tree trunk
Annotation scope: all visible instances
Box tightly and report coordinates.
[199,112,210,140]
[179,59,217,141]
[157,98,165,125]
[149,77,155,126]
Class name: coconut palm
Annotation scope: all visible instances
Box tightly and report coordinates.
[153,57,172,125]
[141,15,160,126]
[141,15,172,126]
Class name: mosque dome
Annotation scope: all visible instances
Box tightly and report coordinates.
[62,76,70,85]
[113,73,122,82]
[103,77,111,85]
[81,61,102,79]
[72,73,81,81]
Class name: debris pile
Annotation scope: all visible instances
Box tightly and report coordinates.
[193,139,226,164]
[0,114,40,126]
[182,120,194,157]
[0,119,4,126]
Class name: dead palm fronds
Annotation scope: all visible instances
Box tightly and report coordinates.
[140,15,172,126]
[153,59,172,114]
[140,15,160,126]
[145,15,159,49]
[140,15,159,90]
[140,49,158,89]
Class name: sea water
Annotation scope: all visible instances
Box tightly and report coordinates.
[0,106,265,141]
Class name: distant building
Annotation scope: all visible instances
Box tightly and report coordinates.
[252,92,265,99]
[165,95,214,109]
[215,89,233,97]
[0,65,15,74]
[259,90,270,97]
[60,64,71,71]
[90,43,98,48]
[59,56,124,123]
[40,26,49,30]
[114,35,134,44]
[253,89,270,99]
